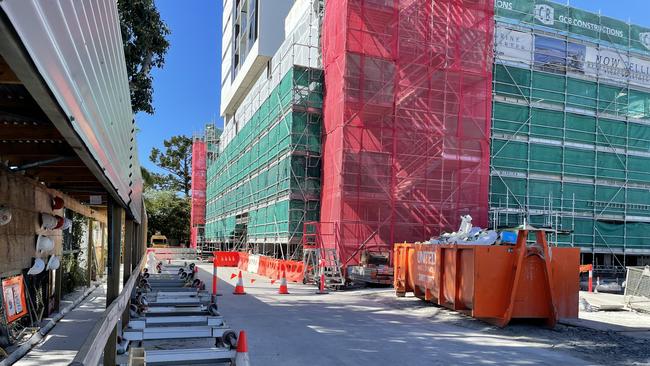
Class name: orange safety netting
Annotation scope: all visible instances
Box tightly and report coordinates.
[320,0,494,266]
[190,140,207,249]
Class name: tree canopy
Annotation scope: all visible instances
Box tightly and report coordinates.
[149,135,193,196]
[144,190,190,244]
[118,0,170,114]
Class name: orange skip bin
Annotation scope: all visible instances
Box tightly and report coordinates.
[394,228,579,327]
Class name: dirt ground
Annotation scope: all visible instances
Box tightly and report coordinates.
[370,289,650,366]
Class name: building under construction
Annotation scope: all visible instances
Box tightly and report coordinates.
[195,0,650,272]
[201,0,323,259]
[492,0,650,271]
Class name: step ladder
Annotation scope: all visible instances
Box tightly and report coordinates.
[302,222,345,289]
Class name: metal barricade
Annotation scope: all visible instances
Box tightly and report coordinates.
[624,266,650,312]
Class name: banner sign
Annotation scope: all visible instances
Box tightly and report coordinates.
[496,26,533,65]
[2,275,28,323]
[584,47,650,87]
[495,0,650,54]
[495,25,650,87]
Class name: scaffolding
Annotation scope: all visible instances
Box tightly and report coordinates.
[491,0,650,271]
[205,0,323,259]
[190,136,207,249]
[320,0,494,268]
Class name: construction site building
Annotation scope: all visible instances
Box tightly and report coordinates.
[204,0,323,259]
[319,0,494,267]
[492,0,650,272]
[198,0,650,272]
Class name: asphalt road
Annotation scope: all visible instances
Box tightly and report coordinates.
[197,264,593,366]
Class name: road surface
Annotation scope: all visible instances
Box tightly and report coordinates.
[197,264,601,366]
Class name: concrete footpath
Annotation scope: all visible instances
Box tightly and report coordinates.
[13,284,105,366]
[197,264,597,366]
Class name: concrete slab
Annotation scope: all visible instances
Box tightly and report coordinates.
[13,285,106,366]
[580,291,625,311]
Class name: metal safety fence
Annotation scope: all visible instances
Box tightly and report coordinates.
[624,266,650,312]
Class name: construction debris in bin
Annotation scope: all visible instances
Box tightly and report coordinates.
[423,215,516,246]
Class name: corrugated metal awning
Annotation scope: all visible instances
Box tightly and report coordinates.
[0,0,143,222]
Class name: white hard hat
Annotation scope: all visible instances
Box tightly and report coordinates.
[28,258,45,275]
[41,213,58,230]
[46,255,60,271]
[36,235,54,255]
[62,218,72,231]
[0,206,11,226]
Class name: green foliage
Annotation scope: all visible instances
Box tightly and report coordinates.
[149,135,193,196]
[144,190,190,243]
[61,253,87,295]
[118,0,170,114]
[141,167,176,192]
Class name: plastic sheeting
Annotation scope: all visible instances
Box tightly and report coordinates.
[320,0,494,266]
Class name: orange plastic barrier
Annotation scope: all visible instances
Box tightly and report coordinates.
[281,260,304,283]
[213,251,240,267]
[231,253,304,283]
[394,229,579,327]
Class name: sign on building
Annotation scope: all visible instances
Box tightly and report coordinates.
[2,275,28,323]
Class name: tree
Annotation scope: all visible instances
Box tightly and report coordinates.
[144,190,190,244]
[149,135,192,196]
[118,0,170,114]
[141,167,176,192]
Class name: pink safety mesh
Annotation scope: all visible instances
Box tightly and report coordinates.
[190,140,207,249]
[320,0,494,266]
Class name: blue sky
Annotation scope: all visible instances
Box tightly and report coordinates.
[136,0,223,172]
[136,0,650,173]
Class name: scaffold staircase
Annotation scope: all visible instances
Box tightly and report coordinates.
[302,222,345,289]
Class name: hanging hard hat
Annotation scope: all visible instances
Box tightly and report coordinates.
[51,196,64,210]
[0,206,11,226]
[53,216,65,230]
[40,213,58,230]
[27,258,45,275]
[36,235,54,255]
[62,218,72,231]
[46,255,60,271]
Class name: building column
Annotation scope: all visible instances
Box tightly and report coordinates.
[87,218,94,285]
[121,219,134,327]
[104,197,123,366]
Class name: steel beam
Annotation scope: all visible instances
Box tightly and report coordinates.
[128,316,224,329]
[122,325,232,341]
[145,348,235,365]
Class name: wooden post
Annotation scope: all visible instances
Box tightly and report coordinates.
[132,222,140,272]
[99,222,106,278]
[122,219,134,327]
[104,197,123,366]
[54,266,63,312]
[87,218,95,285]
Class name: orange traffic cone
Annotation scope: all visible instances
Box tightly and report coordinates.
[233,270,246,295]
[234,330,250,366]
[278,269,289,295]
